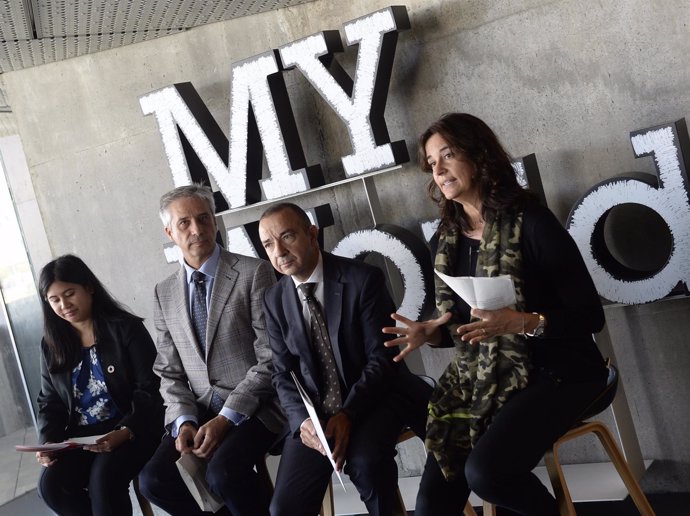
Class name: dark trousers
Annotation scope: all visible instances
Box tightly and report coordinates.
[37,437,157,516]
[415,372,607,516]
[270,381,430,516]
[139,417,278,516]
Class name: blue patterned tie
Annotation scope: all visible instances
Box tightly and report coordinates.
[191,270,207,351]
[192,270,225,415]
[299,283,342,416]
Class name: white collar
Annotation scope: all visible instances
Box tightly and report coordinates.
[291,251,324,290]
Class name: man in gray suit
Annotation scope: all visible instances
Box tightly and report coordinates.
[139,184,285,516]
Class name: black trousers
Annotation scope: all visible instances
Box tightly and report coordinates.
[270,381,430,516]
[138,417,278,516]
[38,436,157,516]
[415,372,607,516]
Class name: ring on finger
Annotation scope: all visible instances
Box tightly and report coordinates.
[481,328,486,335]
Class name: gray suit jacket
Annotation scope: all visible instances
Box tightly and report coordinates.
[153,248,285,434]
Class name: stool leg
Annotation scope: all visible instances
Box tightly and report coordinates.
[544,445,577,516]
[133,475,154,516]
[320,480,335,516]
[591,423,655,516]
[463,500,478,516]
[482,499,497,516]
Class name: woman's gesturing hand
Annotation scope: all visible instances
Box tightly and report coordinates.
[383,312,452,362]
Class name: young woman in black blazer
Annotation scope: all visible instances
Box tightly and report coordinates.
[36,254,164,516]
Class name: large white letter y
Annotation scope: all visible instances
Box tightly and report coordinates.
[278,6,410,177]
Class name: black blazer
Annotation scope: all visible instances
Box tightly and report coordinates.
[264,252,424,435]
[37,316,165,444]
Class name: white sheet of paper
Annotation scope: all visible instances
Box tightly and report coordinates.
[434,270,517,310]
[176,453,224,513]
[15,434,107,452]
[68,434,107,445]
[15,442,76,452]
[290,371,346,492]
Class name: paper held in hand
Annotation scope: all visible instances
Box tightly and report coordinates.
[434,270,517,310]
[15,434,106,452]
[176,453,225,513]
[290,371,346,492]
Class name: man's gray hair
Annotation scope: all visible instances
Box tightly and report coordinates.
[159,183,216,228]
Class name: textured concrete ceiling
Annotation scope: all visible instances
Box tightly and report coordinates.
[0,0,315,74]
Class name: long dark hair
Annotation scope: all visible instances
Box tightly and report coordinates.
[38,254,141,372]
[418,113,536,235]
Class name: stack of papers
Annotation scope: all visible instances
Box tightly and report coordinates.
[15,434,105,452]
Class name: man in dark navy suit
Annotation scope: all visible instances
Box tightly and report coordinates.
[259,202,430,516]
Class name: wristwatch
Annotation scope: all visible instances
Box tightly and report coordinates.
[118,425,135,441]
[526,313,546,338]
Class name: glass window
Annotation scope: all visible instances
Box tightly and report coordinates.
[0,146,42,430]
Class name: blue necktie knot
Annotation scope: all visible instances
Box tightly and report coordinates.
[192,270,206,285]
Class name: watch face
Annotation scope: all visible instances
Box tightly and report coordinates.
[528,314,545,337]
[534,315,545,337]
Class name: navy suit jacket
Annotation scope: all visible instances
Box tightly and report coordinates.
[264,252,419,435]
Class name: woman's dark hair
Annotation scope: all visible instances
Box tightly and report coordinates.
[38,254,140,372]
[418,113,536,235]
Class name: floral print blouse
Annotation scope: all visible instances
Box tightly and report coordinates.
[71,346,119,426]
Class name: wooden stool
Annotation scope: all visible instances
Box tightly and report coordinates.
[544,418,655,515]
[133,475,154,516]
[483,362,655,516]
[480,499,496,516]
[464,500,480,516]
[318,430,418,516]
[316,482,481,516]
[317,429,477,516]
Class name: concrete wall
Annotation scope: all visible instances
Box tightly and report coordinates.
[1,0,689,490]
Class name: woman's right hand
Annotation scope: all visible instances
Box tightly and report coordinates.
[383,312,452,362]
[36,449,56,468]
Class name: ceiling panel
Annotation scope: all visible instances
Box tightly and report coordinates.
[0,1,33,41]
[0,0,316,74]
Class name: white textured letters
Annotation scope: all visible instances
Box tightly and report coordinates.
[568,122,690,303]
[278,7,409,177]
[333,227,430,321]
[139,85,232,195]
